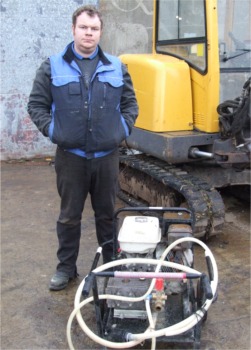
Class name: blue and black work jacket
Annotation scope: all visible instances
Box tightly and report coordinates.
[27,42,138,158]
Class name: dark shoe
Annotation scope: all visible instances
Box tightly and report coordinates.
[49,271,70,291]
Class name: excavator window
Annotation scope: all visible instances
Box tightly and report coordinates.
[156,0,207,73]
[218,0,251,71]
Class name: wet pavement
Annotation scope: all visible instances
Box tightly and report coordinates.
[1,160,250,350]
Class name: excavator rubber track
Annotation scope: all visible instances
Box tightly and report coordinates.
[118,152,225,238]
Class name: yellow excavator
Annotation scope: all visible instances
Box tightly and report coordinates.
[118,0,250,238]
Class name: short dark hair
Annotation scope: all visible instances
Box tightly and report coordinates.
[72,5,103,29]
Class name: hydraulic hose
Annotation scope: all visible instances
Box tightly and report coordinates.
[67,237,218,350]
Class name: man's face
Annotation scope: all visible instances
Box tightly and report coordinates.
[72,12,102,57]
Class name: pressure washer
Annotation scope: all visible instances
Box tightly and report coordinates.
[67,207,218,350]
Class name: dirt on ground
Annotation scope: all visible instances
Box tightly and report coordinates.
[1,160,250,350]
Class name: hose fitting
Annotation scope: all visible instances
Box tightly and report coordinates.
[152,278,167,311]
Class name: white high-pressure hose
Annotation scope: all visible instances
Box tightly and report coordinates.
[67,237,218,350]
[67,259,201,350]
[145,297,157,350]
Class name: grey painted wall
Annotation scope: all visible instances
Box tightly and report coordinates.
[0,0,153,160]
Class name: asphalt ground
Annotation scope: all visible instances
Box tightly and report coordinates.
[1,160,250,350]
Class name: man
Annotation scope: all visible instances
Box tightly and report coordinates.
[27,5,138,291]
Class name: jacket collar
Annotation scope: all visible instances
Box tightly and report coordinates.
[63,41,111,66]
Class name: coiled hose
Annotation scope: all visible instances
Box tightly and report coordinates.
[67,237,218,350]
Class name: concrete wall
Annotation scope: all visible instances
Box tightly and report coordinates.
[0,0,153,160]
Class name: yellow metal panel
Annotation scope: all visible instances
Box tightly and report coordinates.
[191,0,220,133]
[120,53,193,132]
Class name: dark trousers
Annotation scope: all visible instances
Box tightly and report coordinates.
[54,147,119,277]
